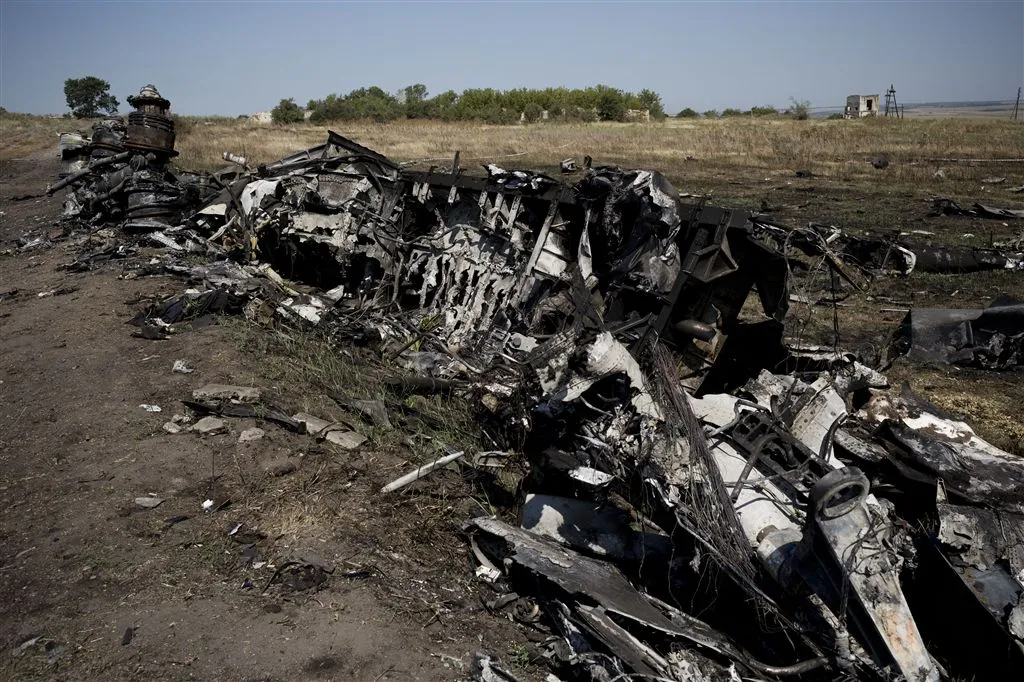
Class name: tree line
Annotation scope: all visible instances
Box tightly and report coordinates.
[677,98,811,120]
[271,84,667,124]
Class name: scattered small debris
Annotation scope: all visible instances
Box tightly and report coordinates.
[191,416,227,435]
[380,450,465,494]
[263,561,331,593]
[191,384,260,403]
[171,359,194,374]
[292,412,366,450]
[36,286,78,298]
[237,427,265,443]
[471,652,521,681]
[328,390,392,428]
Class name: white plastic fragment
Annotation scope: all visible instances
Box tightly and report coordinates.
[202,499,214,512]
[172,359,194,374]
[139,404,162,412]
[475,565,502,583]
[568,466,615,488]
[380,451,466,493]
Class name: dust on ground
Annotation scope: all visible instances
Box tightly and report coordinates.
[0,153,539,681]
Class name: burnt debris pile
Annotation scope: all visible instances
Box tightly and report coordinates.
[47,104,1024,680]
[49,85,217,234]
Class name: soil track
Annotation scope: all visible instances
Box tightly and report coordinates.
[0,155,533,681]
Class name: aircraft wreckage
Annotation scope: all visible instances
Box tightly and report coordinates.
[46,87,1024,681]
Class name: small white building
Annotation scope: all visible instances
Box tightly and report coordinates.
[844,94,880,118]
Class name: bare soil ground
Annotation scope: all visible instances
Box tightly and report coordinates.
[0,154,537,681]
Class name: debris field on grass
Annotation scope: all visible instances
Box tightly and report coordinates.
[26,84,1024,681]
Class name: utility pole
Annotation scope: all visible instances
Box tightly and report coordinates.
[884,84,901,119]
[1013,87,1021,121]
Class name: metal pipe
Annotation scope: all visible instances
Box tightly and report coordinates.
[46,151,133,194]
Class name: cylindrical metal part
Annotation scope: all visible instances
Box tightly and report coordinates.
[673,319,717,341]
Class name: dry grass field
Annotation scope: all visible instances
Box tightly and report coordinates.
[3,112,1023,451]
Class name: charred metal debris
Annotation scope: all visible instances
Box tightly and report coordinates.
[48,93,1024,680]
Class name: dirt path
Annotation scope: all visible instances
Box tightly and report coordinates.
[0,156,532,681]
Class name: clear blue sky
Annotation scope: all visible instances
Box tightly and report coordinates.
[1,1,1021,115]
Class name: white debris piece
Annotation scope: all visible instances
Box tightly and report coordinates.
[134,496,164,509]
[172,359,194,374]
[292,412,366,450]
[238,427,265,443]
[475,565,501,583]
[192,384,260,403]
[191,416,227,435]
[326,430,366,450]
[568,466,615,488]
[139,404,162,412]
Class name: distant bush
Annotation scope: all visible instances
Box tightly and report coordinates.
[523,102,543,123]
[749,105,778,117]
[703,110,719,119]
[787,98,811,120]
[676,107,699,118]
[827,113,844,120]
[721,108,744,117]
[271,98,305,124]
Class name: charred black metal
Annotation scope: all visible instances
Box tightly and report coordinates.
[887,295,1024,369]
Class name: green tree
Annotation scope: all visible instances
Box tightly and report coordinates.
[676,107,699,118]
[637,88,666,120]
[749,105,778,117]
[703,109,719,118]
[595,86,626,121]
[721,108,744,117]
[63,76,119,118]
[271,98,305,124]
[522,102,543,123]
[403,84,430,118]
